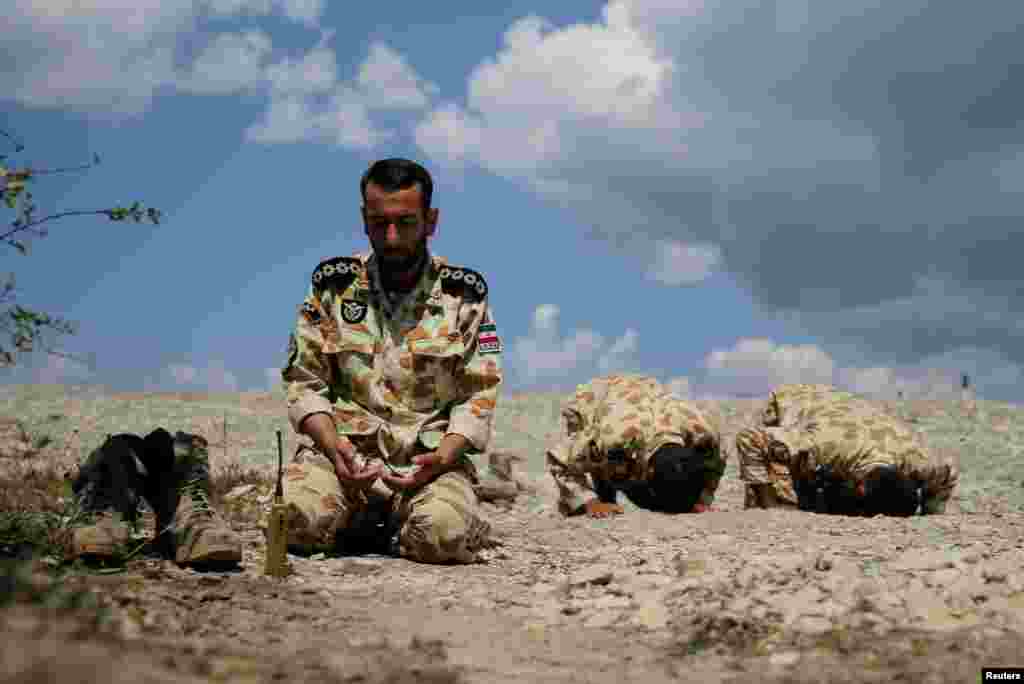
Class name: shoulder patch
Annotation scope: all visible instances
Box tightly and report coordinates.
[439,265,488,300]
[312,256,363,292]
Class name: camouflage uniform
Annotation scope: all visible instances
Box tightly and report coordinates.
[278,251,502,563]
[736,384,959,514]
[546,374,726,516]
[735,383,835,508]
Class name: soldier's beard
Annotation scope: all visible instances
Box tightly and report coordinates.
[376,240,428,287]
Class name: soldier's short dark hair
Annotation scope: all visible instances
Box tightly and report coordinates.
[861,465,921,517]
[360,158,434,210]
[621,444,707,513]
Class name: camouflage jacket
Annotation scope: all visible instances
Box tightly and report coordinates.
[282,251,503,469]
[546,374,725,515]
[758,384,958,513]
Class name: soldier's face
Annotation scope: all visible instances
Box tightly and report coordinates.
[362,182,438,271]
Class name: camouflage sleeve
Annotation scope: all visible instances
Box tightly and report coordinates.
[562,379,600,433]
[735,426,805,507]
[546,441,597,516]
[696,438,728,508]
[284,287,336,433]
[447,299,503,452]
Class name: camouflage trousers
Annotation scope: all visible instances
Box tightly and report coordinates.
[278,453,491,564]
[735,427,799,509]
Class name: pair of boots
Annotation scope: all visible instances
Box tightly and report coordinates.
[69,428,242,566]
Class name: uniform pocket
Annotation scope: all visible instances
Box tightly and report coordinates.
[407,336,465,411]
[331,336,377,404]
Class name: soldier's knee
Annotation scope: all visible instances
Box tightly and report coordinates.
[400,499,482,565]
[271,462,348,549]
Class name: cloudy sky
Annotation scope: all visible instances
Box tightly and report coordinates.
[2,1,1022,402]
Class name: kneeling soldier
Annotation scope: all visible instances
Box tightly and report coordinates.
[276,159,501,564]
[736,384,958,516]
[547,374,726,518]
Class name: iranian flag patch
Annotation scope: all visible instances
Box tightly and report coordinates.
[478,323,502,354]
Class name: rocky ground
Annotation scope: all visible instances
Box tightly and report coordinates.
[6,476,1024,683]
[3,389,1024,683]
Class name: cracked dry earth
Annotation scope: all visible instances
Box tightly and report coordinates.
[7,474,1024,684]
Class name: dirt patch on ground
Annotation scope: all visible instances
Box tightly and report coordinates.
[6,490,1024,683]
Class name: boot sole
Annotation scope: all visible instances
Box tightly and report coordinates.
[179,548,242,564]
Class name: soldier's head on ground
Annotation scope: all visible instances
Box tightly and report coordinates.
[794,463,863,516]
[622,444,707,513]
[860,465,921,517]
[360,158,438,273]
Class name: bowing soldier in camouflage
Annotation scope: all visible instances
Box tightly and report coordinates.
[68,428,243,566]
[546,374,726,518]
[737,384,959,516]
[277,158,502,564]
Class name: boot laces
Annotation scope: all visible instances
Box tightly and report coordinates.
[181,476,212,516]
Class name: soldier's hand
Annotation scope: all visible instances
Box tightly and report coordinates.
[381,450,452,490]
[583,500,624,518]
[691,503,718,513]
[332,441,382,488]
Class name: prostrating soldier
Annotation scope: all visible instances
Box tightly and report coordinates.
[736,384,958,516]
[546,374,726,518]
[277,158,502,564]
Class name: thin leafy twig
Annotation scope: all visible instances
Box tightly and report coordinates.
[15,163,97,177]
[0,209,121,241]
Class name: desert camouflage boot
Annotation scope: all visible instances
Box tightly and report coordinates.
[66,437,149,561]
[169,432,242,565]
[67,480,133,561]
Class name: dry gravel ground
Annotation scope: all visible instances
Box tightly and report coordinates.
[3,386,1024,683]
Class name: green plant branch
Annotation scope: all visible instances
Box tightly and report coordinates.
[1,208,150,242]
[0,127,161,367]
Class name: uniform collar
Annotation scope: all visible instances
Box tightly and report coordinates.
[366,250,445,319]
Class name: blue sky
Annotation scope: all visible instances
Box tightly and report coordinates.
[3,1,1024,402]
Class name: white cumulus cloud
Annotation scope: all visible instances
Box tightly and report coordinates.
[244,41,430,149]
[698,338,837,398]
[176,30,273,95]
[5,0,329,115]
[510,304,604,385]
[357,43,440,110]
[510,304,642,387]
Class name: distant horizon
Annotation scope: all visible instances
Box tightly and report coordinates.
[0,379,1011,407]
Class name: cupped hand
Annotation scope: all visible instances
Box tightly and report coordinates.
[380,450,453,491]
[333,444,383,488]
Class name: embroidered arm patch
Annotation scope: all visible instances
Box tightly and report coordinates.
[478,322,501,355]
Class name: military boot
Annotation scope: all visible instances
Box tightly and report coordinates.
[66,437,149,561]
[67,477,133,561]
[167,432,242,566]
